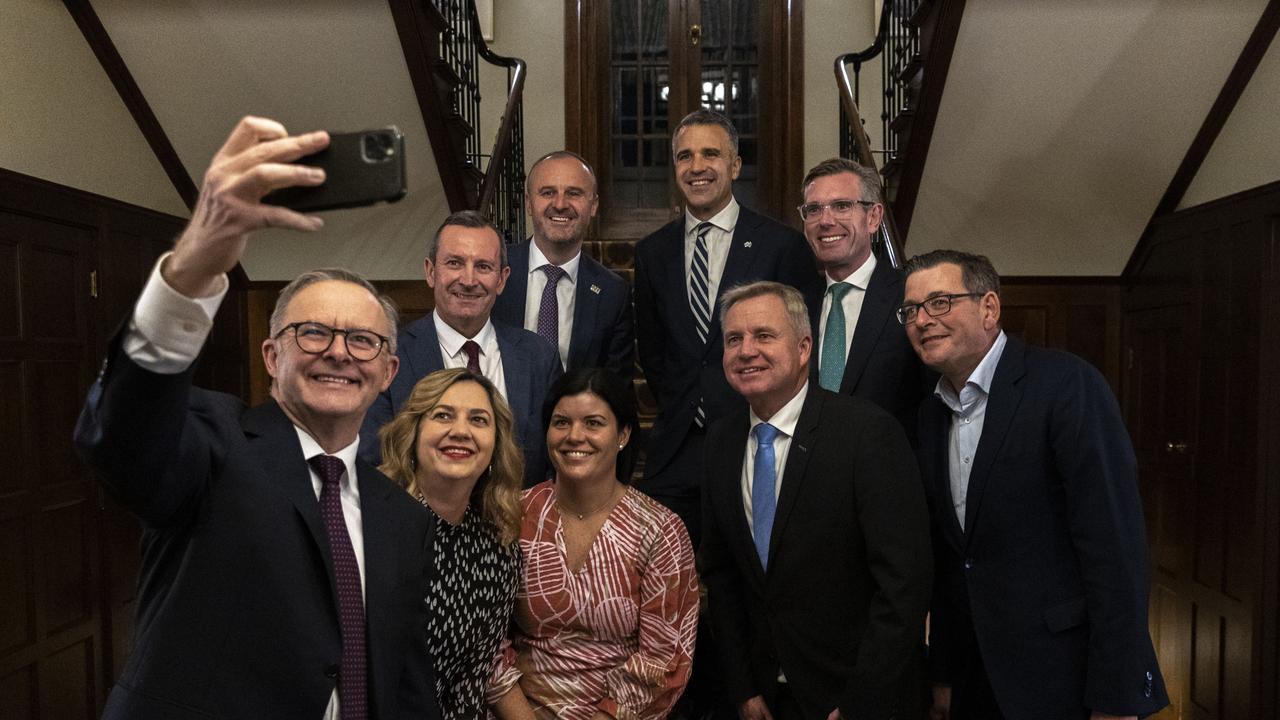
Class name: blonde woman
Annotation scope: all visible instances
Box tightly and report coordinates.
[380,368,524,719]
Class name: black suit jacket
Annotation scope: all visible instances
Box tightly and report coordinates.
[813,258,932,444]
[701,387,932,719]
[362,314,562,486]
[918,335,1167,718]
[634,205,822,491]
[73,339,439,720]
[491,239,635,379]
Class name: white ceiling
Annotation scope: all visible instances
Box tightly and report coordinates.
[907,0,1273,276]
[3,1,1275,279]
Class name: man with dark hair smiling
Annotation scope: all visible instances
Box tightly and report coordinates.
[901,249,1167,720]
[492,150,633,379]
[362,210,561,486]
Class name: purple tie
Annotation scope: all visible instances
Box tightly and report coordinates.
[536,264,567,352]
[462,340,482,375]
[308,454,367,720]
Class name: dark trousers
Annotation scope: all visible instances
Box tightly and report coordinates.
[952,647,1006,720]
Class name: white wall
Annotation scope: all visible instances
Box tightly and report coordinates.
[0,0,188,217]
[803,1,883,181]
[1181,37,1280,209]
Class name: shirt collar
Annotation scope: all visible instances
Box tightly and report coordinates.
[295,428,360,485]
[528,240,581,283]
[685,196,740,236]
[934,330,1007,414]
[432,311,498,357]
[749,381,809,440]
[826,252,877,291]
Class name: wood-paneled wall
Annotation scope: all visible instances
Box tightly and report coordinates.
[1123,180,1280,720]
[0,169,243,718]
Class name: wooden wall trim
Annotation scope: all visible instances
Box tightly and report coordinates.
[1123,0,1280,277]
[62,0,197,210]
[0,167,186,230]
[893,0,967,243]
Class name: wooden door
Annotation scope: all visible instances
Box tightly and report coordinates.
[566,0,803,224]
[0,211,103,718]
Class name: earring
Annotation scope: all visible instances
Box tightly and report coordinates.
[618,443,624,450]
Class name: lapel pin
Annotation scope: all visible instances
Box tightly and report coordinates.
[743,241,753,248]
[590,284,601,295]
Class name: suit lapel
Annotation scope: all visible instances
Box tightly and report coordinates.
[402,316,445,378]
[569,258,604,368]
[920,396,965,552]
[962,337,1026,546]
[767,389,820,570]
[715,414,766,588]
[495,324,531,421]
[356,461,398,656]
[839,261,900,395]
[501,242,531,327]
[710,208,763,355]
[241,401,335,580]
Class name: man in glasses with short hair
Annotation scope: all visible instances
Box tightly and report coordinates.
[74,117,441,719]
[799,157,929,444]
[900,249,1167,720]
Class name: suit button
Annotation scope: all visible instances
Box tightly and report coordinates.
[964,558,974,569]
[325,664,339,679]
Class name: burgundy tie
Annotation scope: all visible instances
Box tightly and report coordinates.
[462,339,482,375]
[308,454,368,720]
[536,264,567,351]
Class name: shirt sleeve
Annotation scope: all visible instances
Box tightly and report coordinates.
[599,512,700,720]
[123,252,228,374]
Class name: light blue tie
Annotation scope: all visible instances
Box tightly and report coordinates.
[752,422,780,570]
[819,282,853,391]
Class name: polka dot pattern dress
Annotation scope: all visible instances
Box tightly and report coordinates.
[421,503,521,720]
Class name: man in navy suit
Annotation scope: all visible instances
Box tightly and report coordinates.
[362,210,561,486]
[73,117,440,719]
[800,158,929,444]
[701,281,932,720]
[633,109,821,546]
[492,151,634,379]
[901,250,1167,720]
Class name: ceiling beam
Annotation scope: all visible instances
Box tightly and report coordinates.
[1124,0,1280,276]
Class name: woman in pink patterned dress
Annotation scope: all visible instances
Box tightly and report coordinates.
[490,369,699,720]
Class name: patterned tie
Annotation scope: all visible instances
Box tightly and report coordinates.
[819,282,853,391]
[690,221,714,427]
[462,339,481,375]
[536,264,567,353]
[751,423,780,570]
[308,454,367,720]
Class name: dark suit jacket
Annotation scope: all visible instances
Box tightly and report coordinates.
[362,314,562,486]
[492,239,635,380]
[73,339,439,720]
[634,205,822,492]
[918,335,1167,718]
[701,387,932,719]
[813,258,932,445]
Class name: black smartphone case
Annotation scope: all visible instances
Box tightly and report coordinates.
[263,127,406,212]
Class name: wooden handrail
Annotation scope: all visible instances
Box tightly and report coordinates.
[470,2,526,220]
[834,17,905,269]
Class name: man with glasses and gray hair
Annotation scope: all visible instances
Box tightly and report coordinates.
[74,116,441,719]
[799,157,928,444]
[900,249,1167,720]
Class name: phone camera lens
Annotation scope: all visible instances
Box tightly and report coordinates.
[363,132,395,163]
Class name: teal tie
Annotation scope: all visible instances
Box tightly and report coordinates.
[819,282,853,391]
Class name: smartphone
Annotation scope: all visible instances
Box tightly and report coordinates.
[264,127,406,212]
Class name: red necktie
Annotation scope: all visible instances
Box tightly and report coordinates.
[462,339,482,375]
[308,454,367,720]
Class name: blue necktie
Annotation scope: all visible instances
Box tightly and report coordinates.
[819,282,853,391]
[752,422,780,570]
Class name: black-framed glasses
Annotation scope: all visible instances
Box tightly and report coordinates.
[275,322,390,361]
[797,199,877,222]
[896,293,984,325]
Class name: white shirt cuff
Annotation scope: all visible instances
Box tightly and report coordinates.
[122,252,229,374]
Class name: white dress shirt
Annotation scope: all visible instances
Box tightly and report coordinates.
[123,253,366,720]
[521,240,580,368]
[817,253,877,371]
[683,197,740,313]
[933,331,1007,529]
[432,311,509,400]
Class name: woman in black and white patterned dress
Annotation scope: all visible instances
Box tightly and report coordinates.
[379,368,524,719]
